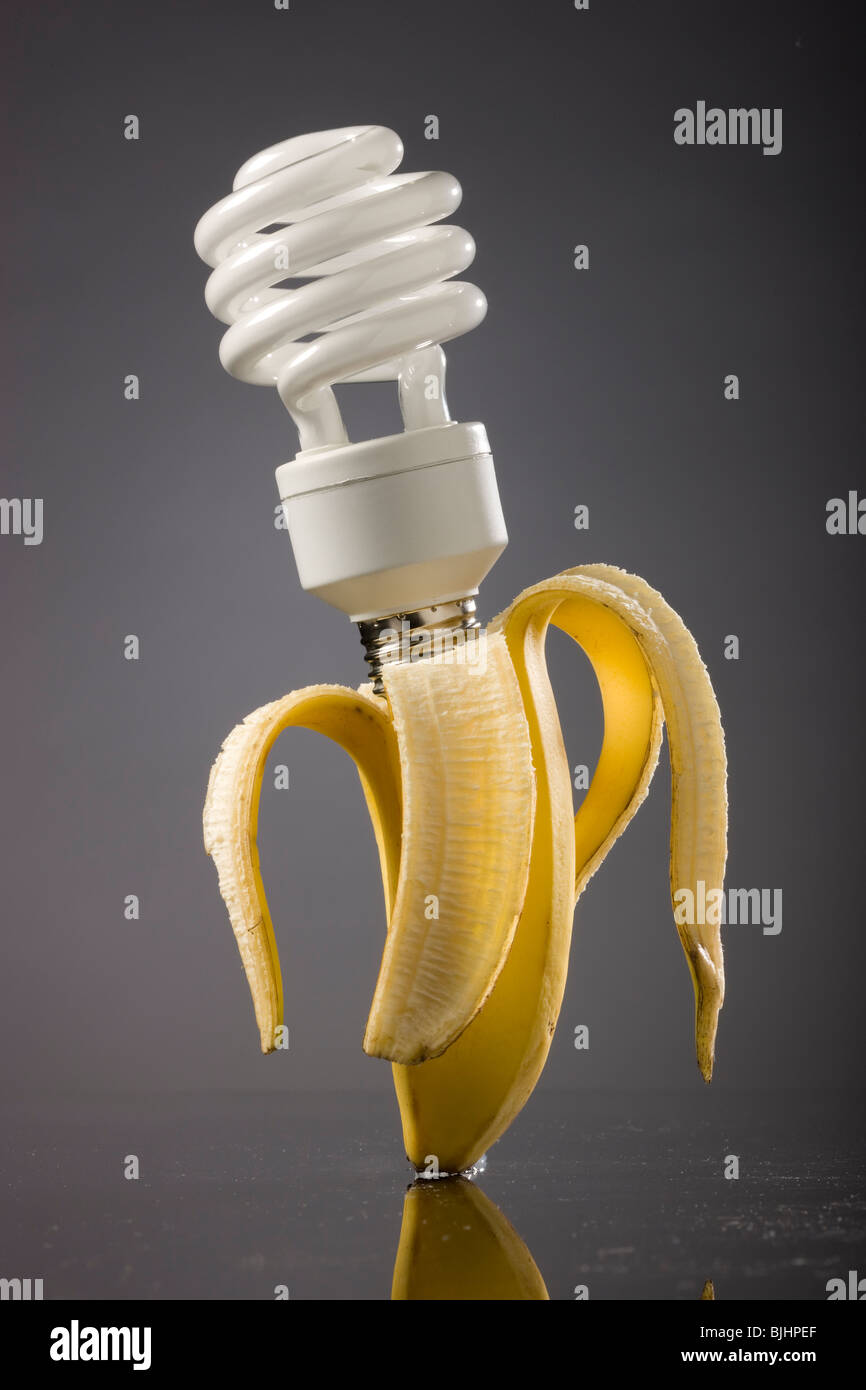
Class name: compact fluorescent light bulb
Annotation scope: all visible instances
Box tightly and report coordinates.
[193,125,507,675]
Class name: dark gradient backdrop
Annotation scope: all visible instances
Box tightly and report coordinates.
[1,3,863,1124]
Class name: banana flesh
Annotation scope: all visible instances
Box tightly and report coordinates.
[364,632,535,1064]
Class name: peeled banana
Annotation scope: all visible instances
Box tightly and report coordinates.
[203,565,727,1173]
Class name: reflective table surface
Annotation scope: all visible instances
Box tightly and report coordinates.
[2,1089,863,1300]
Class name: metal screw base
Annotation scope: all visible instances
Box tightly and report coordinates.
[358,598,482,693]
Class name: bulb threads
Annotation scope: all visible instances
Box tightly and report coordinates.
[358,599,482,692]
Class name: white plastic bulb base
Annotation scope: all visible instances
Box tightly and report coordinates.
[275,421,507,624]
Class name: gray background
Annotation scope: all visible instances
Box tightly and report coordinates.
[2,1,863,1132]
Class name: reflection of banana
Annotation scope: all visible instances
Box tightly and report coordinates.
[204,565,727,1171]
[392,1177,548,1300]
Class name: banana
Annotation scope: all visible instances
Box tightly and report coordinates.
[203,565,727,1174]
[394,568,726,1171]
[392,1177,548,1300]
